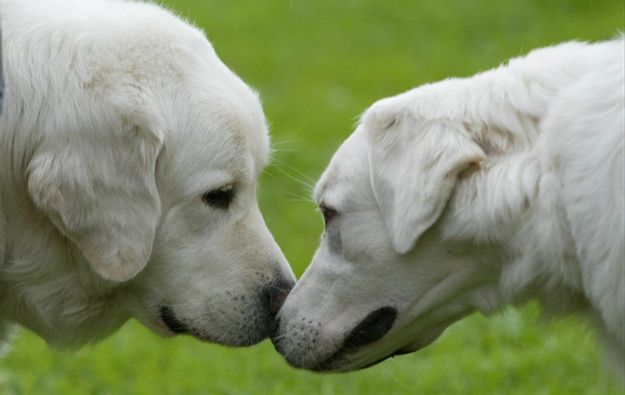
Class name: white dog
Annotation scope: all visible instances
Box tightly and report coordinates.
[274,38,624,373]
[0,0,294,349]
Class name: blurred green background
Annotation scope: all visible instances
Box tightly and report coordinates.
[2,0,623,394]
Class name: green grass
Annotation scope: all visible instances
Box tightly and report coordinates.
[2,0,624,394]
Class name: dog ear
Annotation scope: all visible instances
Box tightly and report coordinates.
[366,103,485,254]
[27,98,164,282]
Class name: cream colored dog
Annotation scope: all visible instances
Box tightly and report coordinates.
[0,0,294,349]
[274,38,624,373]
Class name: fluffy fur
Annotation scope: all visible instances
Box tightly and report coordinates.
[0,0,294,349]
[274,38,624,376]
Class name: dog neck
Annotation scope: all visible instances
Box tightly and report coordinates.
[444,153,587,313]
[435,43,607,316]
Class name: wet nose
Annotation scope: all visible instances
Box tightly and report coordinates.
[264,280,294,316]
[343,306,397,349]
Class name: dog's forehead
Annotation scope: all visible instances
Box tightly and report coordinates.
[242,94,271,174]
[217,92,270,176]
[314,129,369,205]
[134,17,271,181]
[175,80,269,172]
[156,86,270,198]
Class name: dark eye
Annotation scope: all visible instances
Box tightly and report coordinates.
[202,186,234,209]
[320,205,338,226]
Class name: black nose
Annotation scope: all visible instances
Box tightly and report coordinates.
[343,306,397,349]
[264,280,294,316]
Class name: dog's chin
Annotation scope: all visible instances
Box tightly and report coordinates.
[188,327,270,347]
[162,326,270,347]
[152,305,273,347]
[310,335,442,373]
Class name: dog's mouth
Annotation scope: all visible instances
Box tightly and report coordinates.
[159,305,189,334]
[157,306,216,342]
[312,311,466,372]
[302,307,401,372]
[156,303,273,346]
[313,334,438,372]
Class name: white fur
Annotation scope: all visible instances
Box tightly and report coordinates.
[275,38,624,375]
[0,0,294,348]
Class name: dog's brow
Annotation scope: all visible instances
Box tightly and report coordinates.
[313,181,328,204]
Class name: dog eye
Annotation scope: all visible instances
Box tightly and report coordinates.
[202,186,234,209]
[319,205,338,226]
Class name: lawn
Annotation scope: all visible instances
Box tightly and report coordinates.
[1,0,623,394]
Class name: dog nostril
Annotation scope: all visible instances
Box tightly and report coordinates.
[264,280,294,317]
[343,306,397,350]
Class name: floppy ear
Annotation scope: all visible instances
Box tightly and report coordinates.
[27,101,163,282]
[366,103,485,254]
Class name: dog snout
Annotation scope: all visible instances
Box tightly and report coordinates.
[343,306,397,350]
[263,279,295,317]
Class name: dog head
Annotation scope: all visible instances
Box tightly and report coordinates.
[273,85,509,371]
[15,1,294,347]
